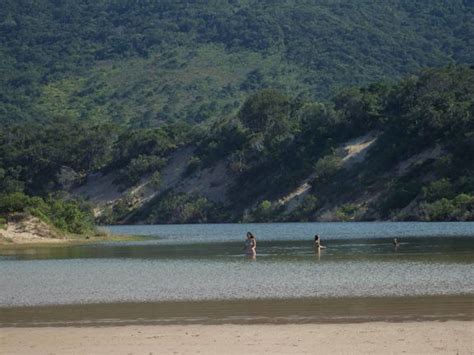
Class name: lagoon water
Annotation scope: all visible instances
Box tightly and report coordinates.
[1,222,473,307]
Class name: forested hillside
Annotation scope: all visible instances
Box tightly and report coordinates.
[0,1,472,224]
[123,65,474,223]
[1,66,472,222]
[1,0,472,126]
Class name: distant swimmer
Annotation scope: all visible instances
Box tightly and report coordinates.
[314,234,326,249]
[244,232,257,257]
[393,238,400,247]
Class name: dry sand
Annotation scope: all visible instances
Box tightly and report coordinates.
[0,215,66,244]
[1,321,472,354]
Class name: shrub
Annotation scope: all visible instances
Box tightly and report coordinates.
[314,154,342,183]
[0,216,6,229]
[184,156,202,177]
[0,192,94,234]
[420,194,474,221]
[0,192,33,214]
[150,171,162,189]
[334,203,360,221]
[115,155,166,188]
[289,194,320,221]
[251,200,277,222]
[239,89,290,133]
[422,178,454,202]
[421,198,459,221]
[380,181,421,216]
[43,197,95,234]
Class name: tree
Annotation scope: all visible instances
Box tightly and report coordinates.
[239,89,290,133]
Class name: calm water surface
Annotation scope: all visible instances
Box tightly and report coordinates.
[1,222,473,307]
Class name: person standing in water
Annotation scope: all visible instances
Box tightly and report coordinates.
[314,234,326,249]
[393,238,400,247]
[244,232,257,257]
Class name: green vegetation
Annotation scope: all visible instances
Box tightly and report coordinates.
[420,194,474,221]
[0,1,471,127]
[1,64,472,223]
[0,119,117,195]
[0,1,472,224]
[192,65,474,222]
[184,156,203,177]
[290,196,321,222]
[0,192,94,234]
[334,204,362,222]
[142,193,226,224]
[423,179,455,202]
[314,154,343,184]
[0,216,6,230]
[2,65,472,223]
[246,200,280,223]
[0,120,189,196]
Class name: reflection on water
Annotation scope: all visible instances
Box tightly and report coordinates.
[1,237,472,263]
[0,222,473,307]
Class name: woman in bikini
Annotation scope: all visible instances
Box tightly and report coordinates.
[314,234,326,249]
[244,232,257,257]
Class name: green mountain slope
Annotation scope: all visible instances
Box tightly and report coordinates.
[64,66,471,223]
[1,66,472,222]
[1,0,472,126]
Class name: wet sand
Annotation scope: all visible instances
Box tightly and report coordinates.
[1,296,472,354]
[1,321,472,354]
[1,295,472,327]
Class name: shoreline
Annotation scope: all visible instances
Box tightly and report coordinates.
[0,213,147,247]
[1,321,472,354]
[0,233,147,248]
[1,294,472,327]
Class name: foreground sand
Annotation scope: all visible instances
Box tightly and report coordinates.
[1,321,472,354]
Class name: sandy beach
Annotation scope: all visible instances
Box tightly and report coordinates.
[1,321,472,354]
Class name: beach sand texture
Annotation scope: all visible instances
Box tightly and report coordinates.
[1,321,472,354]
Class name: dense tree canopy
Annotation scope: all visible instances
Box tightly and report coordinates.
[0,0,472,126]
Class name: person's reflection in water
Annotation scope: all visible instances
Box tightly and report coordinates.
[393,238,400,249]
[315,246,321,261]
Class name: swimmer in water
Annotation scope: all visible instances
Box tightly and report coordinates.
[393,238,400,247]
